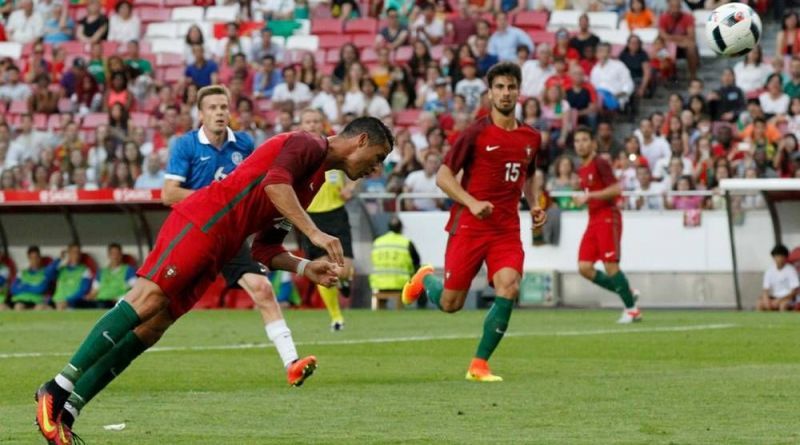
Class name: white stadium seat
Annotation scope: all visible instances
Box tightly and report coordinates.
[693,9,712,26]
[548,10,582,31]
[295,19,311,36]
[150,38,185,54]
[631,27,659,44]
[271,36,287,48]
[0,42,22,59]
[171,6,205,22]
[145,22,179,39]
[177,21,214,41]
[286,35,319,51]
[595,28,629,45]
[205,5,239,22]
[587,11,618,29]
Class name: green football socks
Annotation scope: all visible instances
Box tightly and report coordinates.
[592,270,617,293]
[423,274,444,310]
[609,271,636,309]
[475,297,513,360]
[60,300,140,383]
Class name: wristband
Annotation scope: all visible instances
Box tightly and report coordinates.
[296,259,311,277]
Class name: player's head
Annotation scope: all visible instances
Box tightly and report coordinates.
[107,242,123,264]
[337,117,394,180]
[66,242,81,264]
[299,108,324,135]
[27,245,41,267]
[771,244,790,267]
[573,126,595,158]
[388,215,403,234]
[486,62,521,116]
[197,85,231,135]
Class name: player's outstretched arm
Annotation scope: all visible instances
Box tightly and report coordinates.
[161,179,194,206]
[523,175,547,228]
[268,252,340,288]
[264,183,345,265]
[436,165,494,219]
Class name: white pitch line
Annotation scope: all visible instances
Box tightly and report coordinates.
[0,323,737,360]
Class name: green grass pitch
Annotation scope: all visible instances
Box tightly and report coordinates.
[1,309,799,444]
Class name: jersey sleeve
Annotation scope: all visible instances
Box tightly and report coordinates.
[250,226,291,267]
[597,158,617,187]
[443,121,482,173]
[237,131,255,153]
[165,137,191,183]
[262,132,327,186]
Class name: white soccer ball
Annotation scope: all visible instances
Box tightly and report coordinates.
[705,2,762,57]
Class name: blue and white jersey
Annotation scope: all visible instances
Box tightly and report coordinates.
[165,127,255,190]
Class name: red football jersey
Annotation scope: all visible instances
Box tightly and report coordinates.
[173,132,328,253]
[443,116,541,234]
[578,155,620,218]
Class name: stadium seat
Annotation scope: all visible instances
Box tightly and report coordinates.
[325,48,341,64]
[692,9,711,25]
[0,254,17,288]
[371,290,403,310]
[595,28,629,45]
[286,35,319,51]
[320,64,335,75]
[162,66,186,83]
[311,3,332,19]
[361,47,378,63]
[178,21,213,41]
[135,0,163,5]
[0,42,22,59]
[81,113,110,130]
[352,33,376,48]
[345,18,378,34]
[587,12,618,30]
[138,7,171,24]
[528,30,556,46]
[319,34,353,50]
[205,5,239,22]
[313,50,327,65]
[631,27,659,44]
[7,100,26,115]
[171,6,204,22]
[255,99,272,112]
[102,41,120,57]
[310,18,343,35]
[164,0,194,6]
[513,11,549,30]
[145,22,179,39]
[394,109,421,127]
[156,52,185,67]
[548,10,581,30]
[430,45,444,59]
[33,114,47,130]
[224,289,254,309]
[121,254,139,268]
[150,39,184,54]
[295,19,311,36]
[394,45,413,63]
[57,98,74,114]
[130,112,151,128]
[79,253,98,276]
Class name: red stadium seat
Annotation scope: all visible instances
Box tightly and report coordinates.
[321,63,335,75]
[138,7,171,24]
[121,254,139,268]
[394,45,413,63]
[313,50,326,65]
[58,41,88,55]
[319,34,353,50]
[0,254,17,286]
[394,109,420,127]
[57,98,74,113]
[345,18,377,34]
[310,18,343,35]
[352,33,376,48]
[255,99,272,112]
[528,30,556,46]
[130,112,151,128]
[33,114,47,130]
[513,11,548,30]
[361,47,378,63]
[102,41,120,57]
[312,3,332,19]
[8,100,26,115]
[194,275,225,309]
[81,113,109,130]
[325,48,341,64]
[156,53,184,67]
[224,289,254,309]
[162,66,185,83]
[164,0,193,6]
[430,45,444,59]
[79,253,98,276]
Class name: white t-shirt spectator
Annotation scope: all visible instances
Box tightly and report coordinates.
[311,91,339,123]
[107,13,141,43]
[0,82,32,102]
[763,263,800,299]
[637,135,671,172]
[630,180,665,210]
[365,95,392,119]
[733,61,771,94]
[403,170,442,210]
[591,59,634,102]
[6,9,45,44]
[271,82,312,106]
[455,78,487,112]
[342,90,366,116]
[410,16,444,46]
[5,131,49,167]
[758,92,790,116]
[652,156,692,180]
[521,60,554,99]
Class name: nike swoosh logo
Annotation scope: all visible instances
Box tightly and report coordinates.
[39,401,56,433]
[200,156,211,161]
[486,145,500,152]
[495,328,506,334]
[102,331,116,346]
[604,252,615,258]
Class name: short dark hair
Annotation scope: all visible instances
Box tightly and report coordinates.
[388,215,403,233]
[108,242,122,252]
[486,62,521,88]
[27,245,40,255]
[771,244,790,257]
[282,65,295,76]
[340,116,394,152]
[574,125,594,139]
[67,242,80,250]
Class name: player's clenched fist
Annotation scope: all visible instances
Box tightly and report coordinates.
[305,260,341,287]
[310,230,344,266]
[531,207,547,228]
[468,200,494,219]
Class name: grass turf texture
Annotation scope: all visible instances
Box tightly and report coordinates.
[1,309,799,444]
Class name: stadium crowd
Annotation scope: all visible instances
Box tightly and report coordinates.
[0,0,795,206]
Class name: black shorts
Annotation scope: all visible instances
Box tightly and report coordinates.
[299,206,354,260]
[222,242,269,288]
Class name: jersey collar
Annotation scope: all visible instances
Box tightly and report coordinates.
[197,126,236,147]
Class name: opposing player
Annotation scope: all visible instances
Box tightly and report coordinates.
[401,62,546,382]
[572,126,641,323]
[161,85,309,383]
[35,118,393,444]
[298,108,355,331]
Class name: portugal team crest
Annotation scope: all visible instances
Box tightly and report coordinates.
[231,152,244,165]
[164,265,178,279]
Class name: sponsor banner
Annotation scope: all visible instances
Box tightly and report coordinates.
[0,189,162,205]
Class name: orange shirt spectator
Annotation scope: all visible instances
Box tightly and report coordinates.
[625,0,655,29]
[740,122,782,144]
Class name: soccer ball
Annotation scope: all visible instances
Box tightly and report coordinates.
[705,2,762,57]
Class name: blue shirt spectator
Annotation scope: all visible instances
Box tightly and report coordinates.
[488,13,534,62]
[165,127,254,190]
[185,44,218,88]
[42,4,74,44]
[253,55,283,99]
[134,153,166,189]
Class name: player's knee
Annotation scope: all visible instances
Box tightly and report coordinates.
[495,281,519,299]
[440,299,463,313]
[578,263,595,279]
[135,320,172,347]
[244,275,275,305]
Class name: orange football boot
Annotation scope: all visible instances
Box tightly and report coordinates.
[465,358,503,382]
[401,265,434,305]
[287,355,317,387]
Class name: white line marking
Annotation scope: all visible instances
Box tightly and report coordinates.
[0,324,737,360]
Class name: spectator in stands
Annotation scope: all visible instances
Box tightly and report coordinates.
[22,42,51,84]
[6,113,48,168]
[67,167,97,190]
[28,74,59,115]
[630,165,665,210]
[591,42,634,112]
[217,22,252,67]
[379,7,410,49]
[107,161,134,188]
[0,169,17,190]
[521,44,554,99]
[566,64,598,130]
[252,55,283,100]
[50,243,92,310]
[185,44,219,88]
[403,151,444,210]
[757,244,799,311]
[387,65,416,111]
[785,97,800,139]
[596,121,618,154]
[733,45,770,95]
[637,118,670,169]
[333,43,360,84]
[10,245,50,310]
[310,75,339,123]
[552,29,578,63]
[446,0,477,46]
[42,0,73,44]
[423,77,453,115]
[108,1,139,43]
[77,0,108,43]
[472,35,498,78]
[183,24,209,66]
[49,46,67,83]
[739,100,781,143]
[496,0,524,14]
[708,68,746,122]
[658,0,698,80]
[547,155,579,210]
[0,66,31,103]
[540,84,571,152]
[760,73,790,118]
[103,72,133,112]
[520,97,545,130]
[273,66,313,109]
[412,2,445,46]
[361,78,392,121]
[666,175,702,209]
[454,58,486,113]
[783,58,800,100]
[260,0,296,19]
[250,29,283,65]
[59,58,85,98]
[6,0,44,44]
[653,132,692,179]
[569,14,599,61]
[124,40,153,80]
[619,34,652,99]
[776,12,800,59]
[85,243,135,308]
[86,42,106,85]
[488,12,533,62]
[773,133,799,177]
[332,0,360,19]
[625,0,655,29]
